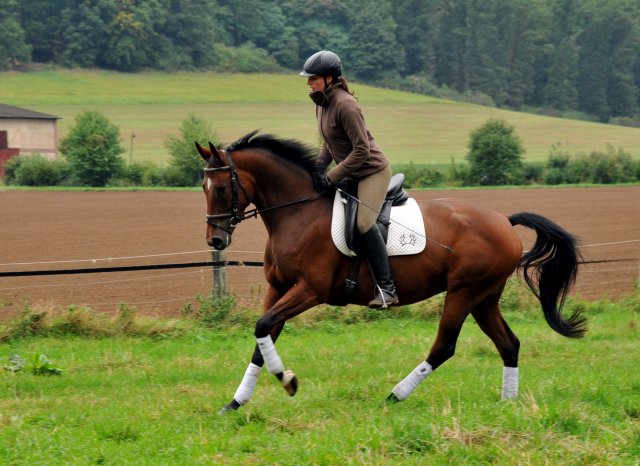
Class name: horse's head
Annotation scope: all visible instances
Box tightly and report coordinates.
[196,141,253,250]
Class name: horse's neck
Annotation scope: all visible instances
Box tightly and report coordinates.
[238,152,326,233]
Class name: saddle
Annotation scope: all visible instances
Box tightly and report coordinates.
[339,173,409,254]
[332,173,410,306]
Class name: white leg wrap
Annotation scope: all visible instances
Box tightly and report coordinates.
[256,335,285,375]
[502,366,519,400]
[392,361,433,401]
[233,363,262,406]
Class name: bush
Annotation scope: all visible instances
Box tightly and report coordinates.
[181,293,239,327]
[59,110,126,187]
[403,162,446,188]
[466,119,525,185]
[211,43,284,73]
[543,167,567,185]
[522,162,544,184]
[2,154,70,186]
[164,114,220,186]
[542,143,571,185]
[589,145,636,184]
[566,156,591,183]
[2,155,22,184]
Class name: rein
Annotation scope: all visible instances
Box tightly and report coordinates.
[204,150,325,234]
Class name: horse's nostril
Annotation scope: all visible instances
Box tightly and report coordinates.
[212,237,225,250]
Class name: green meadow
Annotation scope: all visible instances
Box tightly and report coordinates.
[3,71,640,164]
[1,305,639,465]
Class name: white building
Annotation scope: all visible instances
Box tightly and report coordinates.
[0,103,61,160]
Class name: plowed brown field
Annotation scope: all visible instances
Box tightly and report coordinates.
[1,186,639,319]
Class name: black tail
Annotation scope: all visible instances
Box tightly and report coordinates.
[509,212,587,338]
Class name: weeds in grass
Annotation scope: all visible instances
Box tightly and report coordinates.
[0,302,196,343]
[3,352,62,375]
[391,421,438,454]
[95,422,140,442]
[3,354,26,373]
[2,278,639,344]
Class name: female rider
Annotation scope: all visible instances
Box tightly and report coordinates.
[299,50,398,308]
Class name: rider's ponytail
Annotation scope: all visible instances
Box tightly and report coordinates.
[336,76,354,96]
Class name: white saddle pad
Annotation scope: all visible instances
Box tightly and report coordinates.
[331,191,427,257]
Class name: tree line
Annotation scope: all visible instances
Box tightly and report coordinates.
[2,0,640,121]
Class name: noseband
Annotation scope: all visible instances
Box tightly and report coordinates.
[204,150,254,235]
[204,149,327,235]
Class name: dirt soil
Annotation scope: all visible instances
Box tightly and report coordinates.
[1,187,639,319]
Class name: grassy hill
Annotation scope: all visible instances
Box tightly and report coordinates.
[2,70,640,164]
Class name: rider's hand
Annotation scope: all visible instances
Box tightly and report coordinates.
[324,174,335,188]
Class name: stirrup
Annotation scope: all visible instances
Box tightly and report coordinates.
[369,285,398,309]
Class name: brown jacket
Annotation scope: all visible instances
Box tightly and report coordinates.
[312,83,389,183]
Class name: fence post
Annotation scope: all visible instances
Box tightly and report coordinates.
[211,249,227,298]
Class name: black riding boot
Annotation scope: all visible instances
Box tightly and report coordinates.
[361,224,399,308]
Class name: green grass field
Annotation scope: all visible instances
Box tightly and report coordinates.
[1,305,639,465]
[3,71,640,164]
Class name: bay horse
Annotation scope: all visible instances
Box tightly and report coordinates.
[195,132,586,412]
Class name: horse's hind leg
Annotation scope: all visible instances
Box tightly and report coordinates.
[471,292,520,400]
[387,289,482,403]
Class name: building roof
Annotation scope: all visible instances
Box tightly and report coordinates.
[0,103,60,120]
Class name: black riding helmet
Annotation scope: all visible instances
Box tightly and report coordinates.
[299,51,342,86]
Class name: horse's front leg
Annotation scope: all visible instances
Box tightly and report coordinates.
[255,278,320,396]
[220,285,283,413]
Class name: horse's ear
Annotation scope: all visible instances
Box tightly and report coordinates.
[208,142,226,165]
[195,141,210,162]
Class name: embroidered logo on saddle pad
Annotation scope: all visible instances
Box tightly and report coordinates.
[331,192,427,257]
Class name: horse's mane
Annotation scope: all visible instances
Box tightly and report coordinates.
[222,131,326,192]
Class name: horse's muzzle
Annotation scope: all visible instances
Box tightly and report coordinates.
[207,233,232,250]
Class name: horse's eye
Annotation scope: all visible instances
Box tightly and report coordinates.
[216,185,227,195]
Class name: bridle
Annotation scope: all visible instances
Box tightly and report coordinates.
[204,149,253,235]
[204,149,326,235]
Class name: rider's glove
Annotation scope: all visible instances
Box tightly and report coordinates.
[324,174,335,188]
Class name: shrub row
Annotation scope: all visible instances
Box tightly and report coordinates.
[4,144,639,189]
[399,145,640,189]
[2,156,205,188]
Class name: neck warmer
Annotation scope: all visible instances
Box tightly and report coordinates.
[309,82,344,107]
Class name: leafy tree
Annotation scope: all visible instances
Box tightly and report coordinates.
[392,0,438,76]
[282,0,350,64]
[536,0,581,110]
[0,0,31,70]
[100,0,167,71]
[155,0,220,70]
[344,0,405,81]
[58,0,115,68]
[577,0,640,120]
[466,119,525,185]
[59,110,126,187]
[15,0,62,63]
[164,114,220,186]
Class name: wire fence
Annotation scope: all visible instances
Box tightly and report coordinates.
[0,239,638,310]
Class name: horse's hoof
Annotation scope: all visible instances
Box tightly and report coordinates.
[218,398,241,415]
[281,370,298,396]
[382,393,400,406]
